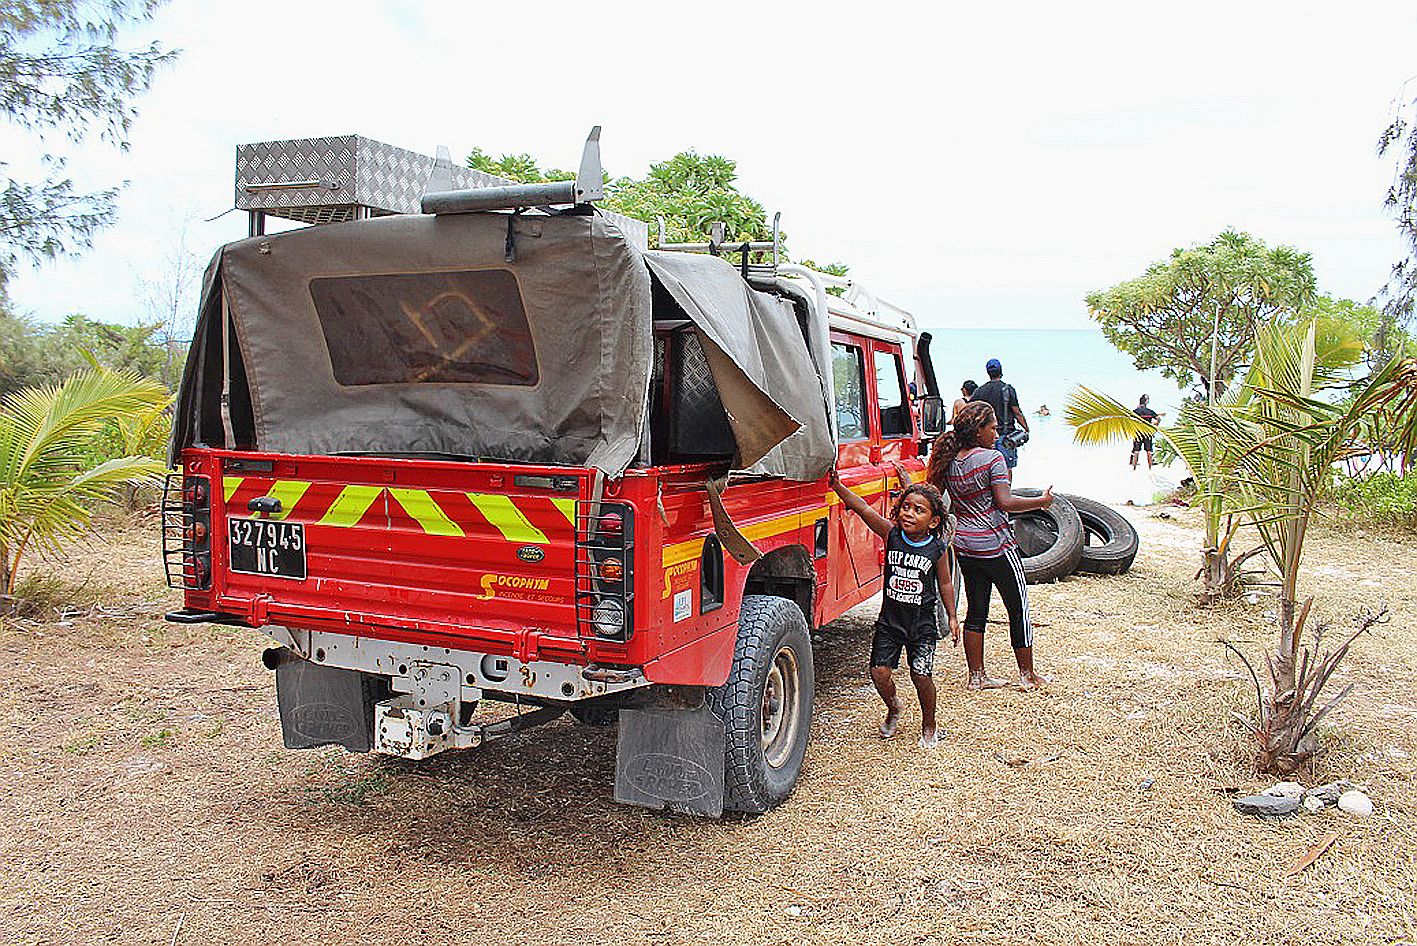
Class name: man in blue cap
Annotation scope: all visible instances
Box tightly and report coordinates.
[970,358,1029,468]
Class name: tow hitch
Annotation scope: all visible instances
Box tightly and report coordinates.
[372,661,565,760]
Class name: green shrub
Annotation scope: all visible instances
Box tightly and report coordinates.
[1329,471,1417,529]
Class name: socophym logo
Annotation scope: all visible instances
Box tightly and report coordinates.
[516,545,545,563]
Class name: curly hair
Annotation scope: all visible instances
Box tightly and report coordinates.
[925,400,997,490]
[892,482,955,542]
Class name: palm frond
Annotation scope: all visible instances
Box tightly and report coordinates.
[1064,386,1159,446]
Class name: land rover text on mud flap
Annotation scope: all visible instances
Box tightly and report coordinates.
[163,129,946,816]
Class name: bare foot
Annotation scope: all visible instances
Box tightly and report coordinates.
[1017,671,1053,691]
[919,727,939,749]
[879,699,902,738]
[967,671,1010,691]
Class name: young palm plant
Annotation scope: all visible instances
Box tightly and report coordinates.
[0,367,170,606]
[1067,318,1416,772]
[1192,321,1417,772]
[1064,386,1258,602]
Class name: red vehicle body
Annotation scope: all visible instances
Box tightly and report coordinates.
[174,343,923,690]
[164,131,945,816]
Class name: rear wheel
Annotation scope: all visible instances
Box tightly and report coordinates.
[707,595,815,814]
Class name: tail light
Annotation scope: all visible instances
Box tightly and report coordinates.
[162,472,211,590]
[575,502,634,641]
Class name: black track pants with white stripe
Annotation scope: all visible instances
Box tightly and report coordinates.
[958,548,1033,649]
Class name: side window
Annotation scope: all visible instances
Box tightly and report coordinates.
[831,342,868,441]
[874,349,910,438]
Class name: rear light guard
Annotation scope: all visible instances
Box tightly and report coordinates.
[162,471,211,590]
[575,501,634,642]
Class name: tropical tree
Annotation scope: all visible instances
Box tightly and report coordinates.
[463,146,849,273]
[0,0,175,281]
[1377,93,1417,367]
[0,365,169,604]
[1086,230,1318,398]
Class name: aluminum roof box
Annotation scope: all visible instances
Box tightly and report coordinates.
[235,134,508,225]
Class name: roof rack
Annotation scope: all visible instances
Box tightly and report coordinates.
[233,126,647,248]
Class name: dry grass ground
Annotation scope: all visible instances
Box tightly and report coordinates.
[0,507,1413,946]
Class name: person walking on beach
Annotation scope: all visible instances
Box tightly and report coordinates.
[1130,394,1162,470]
[926,401,1053,691]
[829,472,960,747]
[952,380,977,423]
[970,359,1028,469]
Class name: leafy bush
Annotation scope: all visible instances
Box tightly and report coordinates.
[1329,471,1417,529]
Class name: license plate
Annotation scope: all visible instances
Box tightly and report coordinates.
[228,517,306,580]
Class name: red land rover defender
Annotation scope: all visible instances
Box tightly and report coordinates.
[163,130,946,815]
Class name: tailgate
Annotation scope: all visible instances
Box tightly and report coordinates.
[213,454,584,635]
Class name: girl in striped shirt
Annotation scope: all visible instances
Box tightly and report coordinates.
[926,401,1054,690]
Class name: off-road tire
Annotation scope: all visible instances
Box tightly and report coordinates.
[1009,490,1084,584]
[707,595,815,814]
[1062,493,1140,575]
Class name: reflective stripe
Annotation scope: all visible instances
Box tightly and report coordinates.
[550,497,577,528]
[223,476,243,502]
[468,493,548,544]
[740,507,829,543]
[660,506,829,567]
[262,480,312,521]
[388,488,464,537]
[319,485,384,528]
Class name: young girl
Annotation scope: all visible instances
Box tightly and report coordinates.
[830,472,961,748]
[925,400,1053,691]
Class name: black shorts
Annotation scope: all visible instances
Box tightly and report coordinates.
[870,623,938,676]
[1132,435,1154,452]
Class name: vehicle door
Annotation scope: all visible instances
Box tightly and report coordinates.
[830,333,888,597]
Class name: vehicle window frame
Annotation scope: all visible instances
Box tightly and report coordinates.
[830,338,870,443]
[871,344,912,440]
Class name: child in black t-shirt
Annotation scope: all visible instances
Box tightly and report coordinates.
[830,472,960,748]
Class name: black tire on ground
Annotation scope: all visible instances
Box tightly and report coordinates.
[1009,490,1084,584]
[1062,493,1140,575]
[569,703,620,727]
[706,594,815,814]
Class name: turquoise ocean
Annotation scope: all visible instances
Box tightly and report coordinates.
[924,328,1185,502]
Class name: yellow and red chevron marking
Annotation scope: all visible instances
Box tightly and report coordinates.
[221,477,575,541]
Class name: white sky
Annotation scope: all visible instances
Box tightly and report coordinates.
[5,0,1417,332]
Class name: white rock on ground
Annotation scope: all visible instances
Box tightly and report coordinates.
[1263,782,1306,799]
[1337,790,1375,817]
[1302,795,1327,814]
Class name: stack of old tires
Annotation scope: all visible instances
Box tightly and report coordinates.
[1009,490,1139,584]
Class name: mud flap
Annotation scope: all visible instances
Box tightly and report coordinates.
[614,705,725,817]
[273,650,389,752]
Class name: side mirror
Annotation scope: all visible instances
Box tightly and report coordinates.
[919,395,946,438]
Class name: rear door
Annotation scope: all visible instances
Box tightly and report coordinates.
[216,454,582,639]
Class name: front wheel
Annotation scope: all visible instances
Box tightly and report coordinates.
[707,595,815,814]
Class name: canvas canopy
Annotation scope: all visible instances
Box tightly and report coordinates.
[171,209,834,481]
[644,252,834,480]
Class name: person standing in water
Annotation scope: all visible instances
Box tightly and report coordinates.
[1130,394,1162,470]
[926,401,1053,691]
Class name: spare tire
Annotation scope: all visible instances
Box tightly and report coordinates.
[1009,490,1084,584]
[1062,494,1139,575]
